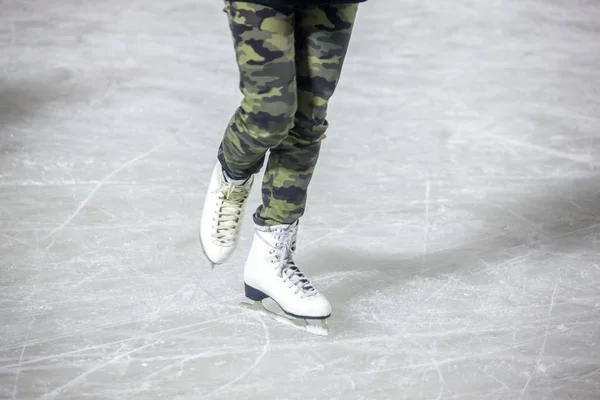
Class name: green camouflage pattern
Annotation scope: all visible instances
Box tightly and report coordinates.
[234,0,365,6]
[217,1,358,226]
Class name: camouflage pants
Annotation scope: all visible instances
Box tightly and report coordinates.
[218,1,358,226]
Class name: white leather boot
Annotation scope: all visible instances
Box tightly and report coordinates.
[199,162,253,265]
[243,222,331,320]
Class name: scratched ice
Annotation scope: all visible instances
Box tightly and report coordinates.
[1,0,600,399]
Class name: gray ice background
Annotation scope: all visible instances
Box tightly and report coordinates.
[1,0,599,399]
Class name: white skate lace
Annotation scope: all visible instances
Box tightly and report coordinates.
[212,183,249,244]
[264,227,318,298]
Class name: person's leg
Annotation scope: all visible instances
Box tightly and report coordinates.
[242,4,359,328]
[253,3,359,226]
[200,1,297,265]
[217,1,297,180]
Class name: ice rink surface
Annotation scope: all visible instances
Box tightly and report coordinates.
[1,0,600,398]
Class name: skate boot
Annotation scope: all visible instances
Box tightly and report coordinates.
[199,162,253,266]
[241,221,331,335]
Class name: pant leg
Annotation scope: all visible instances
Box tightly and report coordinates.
[254,4,359,226]
[218,1,297,179]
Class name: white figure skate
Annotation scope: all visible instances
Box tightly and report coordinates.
[241,221,331,336]
[199,162,253,266]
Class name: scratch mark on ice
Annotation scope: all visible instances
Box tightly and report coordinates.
[423,179,431,259]
[203,314,270,398]
[486,202,550,238]
[11,345,25,400]
[4,19,16,77]
[39,340,160,400]
[518,280,558,400]
[12,315,34,400]
[3,313,244,369]
[483,133,599,168]
[44,144,162,241]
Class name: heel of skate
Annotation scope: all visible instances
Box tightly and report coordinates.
[244,283,269,301]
